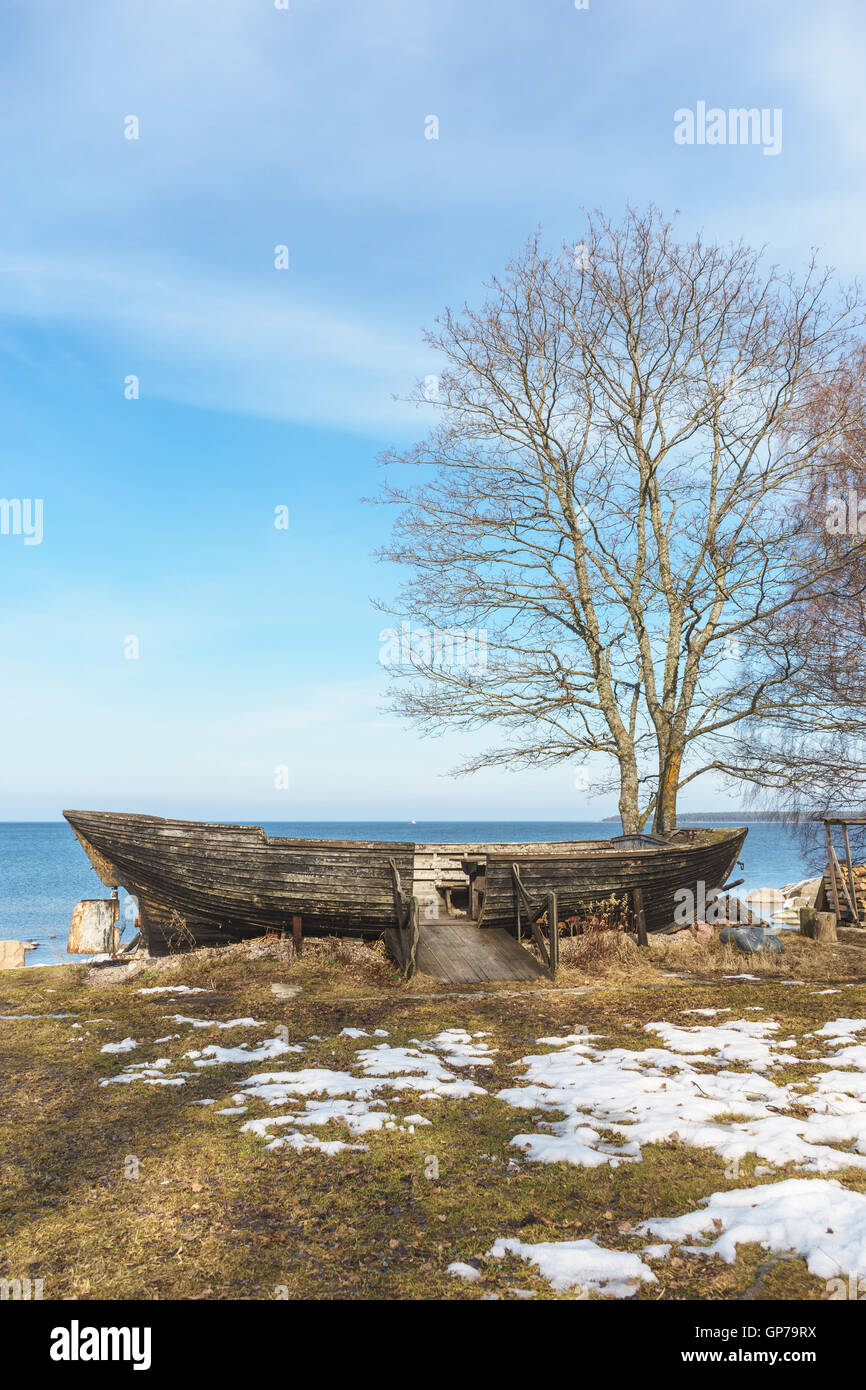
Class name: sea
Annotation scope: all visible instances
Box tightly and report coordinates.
[0,819,824,967]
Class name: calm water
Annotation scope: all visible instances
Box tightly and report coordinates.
[0,820,821,967]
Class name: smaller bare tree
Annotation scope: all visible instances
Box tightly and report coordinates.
[727,345,866,846]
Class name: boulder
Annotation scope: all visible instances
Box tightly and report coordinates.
[719,926,783,955]
[689,920,716,946]
[745,887,787,918]
[0,939,37,970]
[779,877,822,906]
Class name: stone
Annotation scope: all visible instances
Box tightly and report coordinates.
[779,876,822,906]
[745,887,787,917]
[270,982,302,999]
[648,929,691,947]
[719,926,783,955]
[0,939,37,970]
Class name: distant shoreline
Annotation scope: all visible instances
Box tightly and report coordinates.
[602,814,815,825]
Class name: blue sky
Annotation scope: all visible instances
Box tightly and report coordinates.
[1,0,864,820]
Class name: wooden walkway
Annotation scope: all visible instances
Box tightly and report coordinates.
[414,919,547,984]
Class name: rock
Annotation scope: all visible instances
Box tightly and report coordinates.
[746,887,787,917]
[779,876,822,906]
[719,926,783,955]
[0,939,37,970]
[271,982,303,999]
[689,920,716,946]
[648,929,691,947]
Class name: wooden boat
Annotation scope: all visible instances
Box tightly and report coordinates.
[63,810,747,957]
[468,827,748,936]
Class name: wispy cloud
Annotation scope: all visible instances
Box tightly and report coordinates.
[0,254,431,430]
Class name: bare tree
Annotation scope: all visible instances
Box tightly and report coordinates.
[374,207,864,833]
[728,345,866,833]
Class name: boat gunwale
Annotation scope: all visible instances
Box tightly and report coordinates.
[63,811,746,859]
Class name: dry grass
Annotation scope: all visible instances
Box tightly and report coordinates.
[557,929,640,973]
[648,930,864,981]
[1,933,864,1301]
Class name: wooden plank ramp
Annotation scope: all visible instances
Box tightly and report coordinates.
[415,919,546,984]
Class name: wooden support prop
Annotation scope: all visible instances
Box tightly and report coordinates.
[511,865,552,968]
[632,886,648,946]
[387,896,420,980]
[512,865,522,941]
[404,896,420,979]
[800,907,838,943]
[292,914,303,956]
[547,891,559,975]
[830,844,858,920]
[388,857,408,929]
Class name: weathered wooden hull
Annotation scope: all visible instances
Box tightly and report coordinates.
[64,810,415,954]
[477,827,747,935]
[63,811,746,954]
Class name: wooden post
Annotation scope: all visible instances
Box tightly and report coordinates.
[843,823,861,923]
[512,865,522,941]
[547,891,559,975]
[830,844,858,919]
[633,886,648,946]
[800,907,838,942]
[825,821,842,923]
[292,914,303,957]
[405,896,420,980]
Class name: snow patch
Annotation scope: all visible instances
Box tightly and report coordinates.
[488,1236,655,1298]
[639,1178,866,1279]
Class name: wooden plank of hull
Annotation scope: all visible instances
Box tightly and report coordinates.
[63,811,747,952]
[477,829,747,935]
[64,810,415,938]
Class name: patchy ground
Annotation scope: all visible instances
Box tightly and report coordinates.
[1,934,865,1301]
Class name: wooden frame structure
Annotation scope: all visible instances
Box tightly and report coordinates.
[384,857,421,979]
[510,865,559,976]
[822,817,866,926]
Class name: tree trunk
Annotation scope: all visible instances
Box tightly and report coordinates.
[799,907,838,942]
[618,756,641,834]
[652,744,682,836]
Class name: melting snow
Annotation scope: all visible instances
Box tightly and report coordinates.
[136,986,213,995]
[809,1019,866,1040]
[100,1057,192,1087]
[231,1029,491,1154]
[488,1236,655,1298]
[167,1015,266,1029]
[498,1018,866,1175]
[0,1013,72,1020]
[184,1037,304,1067]
[639,1178,866,1279]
